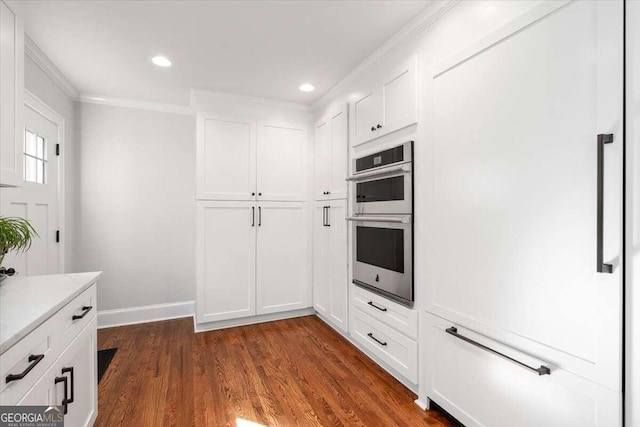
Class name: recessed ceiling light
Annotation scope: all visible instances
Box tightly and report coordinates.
[299,83,315,92]
[152,56,172,67]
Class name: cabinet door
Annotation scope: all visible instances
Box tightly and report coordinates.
[312,203,329,316]
[256,202,310,314]
[0,0,24,187]
[328,199,348,332]
[54,319,97,427]
[426,0,623,391]
[257,122,307,201]
[380,54,418,135]
[197,114,256,200]
[328,107,348,200]
[17,366,54,406]
[351,88,380,147]
[314,119,330,200]
[196,201,256,322]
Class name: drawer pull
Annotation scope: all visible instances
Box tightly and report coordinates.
[367,332,387,347]
[72,305,93,320]
[367,301,388,312]
[5,354,45,383]
[446,327,551,376]
[62,367,74,404]
[54,375,69,414]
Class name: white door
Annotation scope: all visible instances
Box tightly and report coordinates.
[257,122,307,201]
[328,199,348,331]
[0,104,59,276]
[312,202,329,316]
[196,201,256,322]
[256,202,309,314]
[426,0,623,391]
[381,54,418,135]
[352,88,380,147]
[328,107,348,200]
[196,114,256,200]
[314,119,330,200]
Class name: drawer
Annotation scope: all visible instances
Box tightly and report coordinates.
[423,313,621,427]
[351,284,417,339]
[0,284,97,405]
[350,306,418,383]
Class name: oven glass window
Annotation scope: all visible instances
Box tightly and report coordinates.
[356,176,404,203]
[356,226,404,273]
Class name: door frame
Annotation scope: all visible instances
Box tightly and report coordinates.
[23,89,65,273]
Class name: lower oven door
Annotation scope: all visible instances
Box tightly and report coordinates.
[347,215,413,306]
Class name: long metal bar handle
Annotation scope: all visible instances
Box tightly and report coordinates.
[322,206,326,227]
[446,327,550,375]
[597,133,613,273]
[367,332,387,347]
[252,207,255,227]
[55,375,69,414]
[345,164,411,182]
[346,216,411,224]
[5,354,45,383]
[62,367,74,404]
[258,207,262,227]
[326,206,330,227]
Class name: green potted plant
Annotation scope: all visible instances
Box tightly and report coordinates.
[0,216,38,283]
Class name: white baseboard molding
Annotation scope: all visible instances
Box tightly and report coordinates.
[194,308,315,333]
[314,311,419,395]
[414,399,429,411]
[97,300,195,329]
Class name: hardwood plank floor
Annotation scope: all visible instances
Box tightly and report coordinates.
[96,315,454,427]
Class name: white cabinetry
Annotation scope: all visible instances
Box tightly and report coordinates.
[314,106,347,200]
[351,55,417,147]
[196,201,310,323]
[0,0,24,187]
[312,199,347,332]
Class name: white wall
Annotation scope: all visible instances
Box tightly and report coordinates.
[24,54,77,272]
[75,102,195,311]
[627,1,640,425]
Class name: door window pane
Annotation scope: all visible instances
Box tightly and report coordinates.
[23,129,48,184]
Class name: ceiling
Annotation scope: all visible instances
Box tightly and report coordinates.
[12,1,432,106]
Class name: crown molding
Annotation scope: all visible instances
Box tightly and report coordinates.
[24,34,80,101]
[190,89,312,112]
[78,94,195,115]
[312,0,459,112]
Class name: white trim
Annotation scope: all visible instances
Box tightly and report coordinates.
[78,94,194,116]
[194,308,314,333]
[190,89,311,112]
[414,399,429,411]
[97,300,195,329]
[24,89,66,274]
[311,0,458,112]
[24,35,79,100]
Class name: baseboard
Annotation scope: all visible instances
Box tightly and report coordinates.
[414,399,429,411]
[194,308,315,333]
[97,300,195,329]
[314,312,419,395]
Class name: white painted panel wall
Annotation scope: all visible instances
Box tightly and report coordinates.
[76,103,195,310]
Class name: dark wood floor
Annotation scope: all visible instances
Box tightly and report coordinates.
[96,315,454,427]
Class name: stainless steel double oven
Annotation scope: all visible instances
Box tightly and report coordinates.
[347,141,413,306]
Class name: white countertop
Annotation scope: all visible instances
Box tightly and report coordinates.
[0,272,102,355]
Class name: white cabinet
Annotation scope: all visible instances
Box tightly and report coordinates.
[256,202,309,314]
[312,199,347,332]
[314,106,348,200]
[196,200,310,324]
[351,55,417,147]
[0,0,24,187]
[197,114,308,201]
[196,201,256,323]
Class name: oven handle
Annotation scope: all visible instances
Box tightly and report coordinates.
[345,164,411,182]
[346,216,411,224]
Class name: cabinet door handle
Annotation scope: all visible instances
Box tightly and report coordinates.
[371,126,376,132]
[367,332,387,346]
[258,207,262,226]
[5,354,45,383]
[376,124,382,129]
[252,207,255,227]
[72,306,93,320]
[367,301,387,312]
[326,206,330,227]
[54,375,69,414]
[445,327,551,376]
[62,367,74,404]
[597,133,613,273]
[322,206,326,226]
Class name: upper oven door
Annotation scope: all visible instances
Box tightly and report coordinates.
[349,164,412,215]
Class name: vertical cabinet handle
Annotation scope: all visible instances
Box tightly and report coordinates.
[251,207,255,227]
[62,367,74,404]
[322,206,326,226]
[597,133,613,273]
[326,206,330,227]
[55,375,69,414]
[258,207,262,227]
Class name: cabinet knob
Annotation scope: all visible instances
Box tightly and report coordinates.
[251,192,255,196]
[376,124,382,129]
[258,192,262,196]
[371,126,376,132]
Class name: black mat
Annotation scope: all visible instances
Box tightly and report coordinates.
[97,348,117,383]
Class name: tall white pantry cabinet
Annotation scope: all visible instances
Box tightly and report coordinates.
[195,113,311,324]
